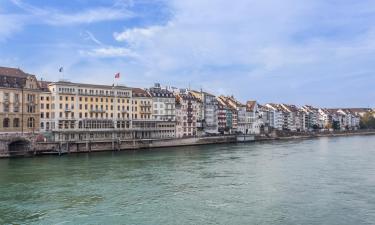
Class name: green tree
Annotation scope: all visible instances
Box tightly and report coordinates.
[332,121,340,130]
[360,112,375,129]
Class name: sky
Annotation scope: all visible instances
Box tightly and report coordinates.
[0,0,375,107]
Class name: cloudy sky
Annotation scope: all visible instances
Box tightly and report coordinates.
[1,0,374,107]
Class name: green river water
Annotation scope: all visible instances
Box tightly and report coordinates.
[1,135,375,225]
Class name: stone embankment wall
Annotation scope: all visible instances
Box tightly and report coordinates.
[2,130,375,158]
[32,135,238,155]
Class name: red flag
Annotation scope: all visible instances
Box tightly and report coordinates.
[115,72,120,79]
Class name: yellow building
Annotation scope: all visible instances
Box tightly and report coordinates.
[0,67,40,134]
[45,81,133,141]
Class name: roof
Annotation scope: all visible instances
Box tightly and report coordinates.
[265,103,285,112]
[246,101,257,112]
[50,81,130,90]
[178,93,199,101]
[38,81,52,92]
[0,66,39,89]
[190,90,216,97]
[0,66,29,78]
[147,87,174,97]
[132,88,151,97]
[281,104,300,113]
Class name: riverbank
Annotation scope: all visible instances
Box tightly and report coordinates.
[255,130,375,142]
[1,130,375,158]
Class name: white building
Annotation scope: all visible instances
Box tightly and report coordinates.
[190,90,218,134]
[246,101,262,134]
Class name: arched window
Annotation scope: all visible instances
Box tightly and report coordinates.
[13,118,20,128]
[27,117,35,128]
[40,122,44,129]
[46,122,50,130]
[3,118,10,128]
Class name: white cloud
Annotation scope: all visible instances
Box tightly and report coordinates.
[107,0,375,106]
[47,7,133,25]
[0,14,28,41]
[114,25,164,43]
[79,47,138,58]
[10,0,134,26]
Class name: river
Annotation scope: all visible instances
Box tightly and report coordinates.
[1,135,375,225]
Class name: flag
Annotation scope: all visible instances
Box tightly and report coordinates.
[115,72,120,79]
[59,67,63,72]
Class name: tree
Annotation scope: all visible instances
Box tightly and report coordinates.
[332,121,340,130]
[360,112,375,129]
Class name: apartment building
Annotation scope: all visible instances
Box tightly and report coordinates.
[146,83,176,138]
[190,90,218,134]
[175,92,200,137]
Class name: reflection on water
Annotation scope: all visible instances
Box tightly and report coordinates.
[1,136,375,225]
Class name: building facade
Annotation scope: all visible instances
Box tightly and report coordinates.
[191,90,218,134]
[175,92,200,138]
[0,67,40,134]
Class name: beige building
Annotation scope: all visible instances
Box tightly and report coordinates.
[0,67,40,134]
[42,81,133,141]
[38,81,176,141]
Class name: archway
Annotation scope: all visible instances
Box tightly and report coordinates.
[8,140,30,156]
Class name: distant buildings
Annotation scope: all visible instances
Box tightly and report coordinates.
[0,66,372,140]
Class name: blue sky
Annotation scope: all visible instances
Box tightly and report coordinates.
[1,0,375,107]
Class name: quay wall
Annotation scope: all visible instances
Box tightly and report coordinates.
[2,130,375,158]
[32,135,238,155]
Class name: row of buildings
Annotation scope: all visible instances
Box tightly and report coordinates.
[0,66,373,142]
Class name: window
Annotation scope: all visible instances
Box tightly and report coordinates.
[3,104,9,112]
[3,118,10,128]
[3,93,9,101]
[13,118,20,127]
[14,94,19,102]
[27,117,35,128]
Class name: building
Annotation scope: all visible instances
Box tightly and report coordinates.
[216,98,228,133]
[44,81,134,141]
[175,91,200,138]
[264,103,284,130]
[301,105,320,130]
[280,104,306,131]
[0,66,40,134]
[146,83,176,138]
[246,100,262,134]
[131,88,155,139]
[258,104,275,130]
[219,96,247,134]
[39,81,53,133]
[190,90,218,134]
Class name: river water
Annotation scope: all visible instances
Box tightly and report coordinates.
[1,135,375,225]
